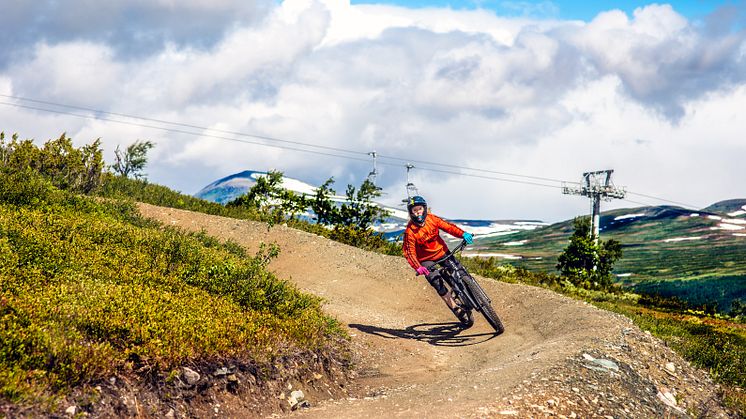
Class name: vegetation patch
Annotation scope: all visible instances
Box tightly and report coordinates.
[99,170,402,256]
[0,134,348,415]
[633,276,746,314]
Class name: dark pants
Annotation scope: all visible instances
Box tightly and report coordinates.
[421,257,465,297]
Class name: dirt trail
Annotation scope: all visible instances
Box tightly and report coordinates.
[138,203,732,418]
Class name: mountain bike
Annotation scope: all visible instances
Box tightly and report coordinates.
[431,240,505,334]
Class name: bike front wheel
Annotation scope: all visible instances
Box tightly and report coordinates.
[462,274,504,334]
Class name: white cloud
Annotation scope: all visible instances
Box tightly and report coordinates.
[1,0,744,220]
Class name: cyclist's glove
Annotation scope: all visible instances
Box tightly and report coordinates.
[416,266,430,276]
[463,232,474,244]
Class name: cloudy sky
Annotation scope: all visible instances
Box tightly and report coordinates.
[1,0,745,222]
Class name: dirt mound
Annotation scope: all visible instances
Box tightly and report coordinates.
[138,203,733,418]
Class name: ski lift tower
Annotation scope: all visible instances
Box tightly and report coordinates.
[404,163,419,200]
[367,151,378,186]
[562,170,626,243]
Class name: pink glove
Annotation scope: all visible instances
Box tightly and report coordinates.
[416,266,430,276]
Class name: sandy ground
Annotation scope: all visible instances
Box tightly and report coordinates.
[138,203,733,418]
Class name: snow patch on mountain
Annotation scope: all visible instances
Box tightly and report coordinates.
[663,236,704,243]
[727,205,746,217]
[712,223,746,231]
[614,213,646,221]
[463,252,522,260]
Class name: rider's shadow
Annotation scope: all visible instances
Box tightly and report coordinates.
[348,322,498,347]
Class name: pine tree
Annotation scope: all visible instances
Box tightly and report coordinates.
[557,217,622,290]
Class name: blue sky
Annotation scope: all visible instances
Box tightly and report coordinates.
[350,0,740,21]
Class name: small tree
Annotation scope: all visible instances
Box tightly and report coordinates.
[557,217,622,290]
[227,170,307,223]
[730,299,746,319]
[308,178,341,226]
[338,179,390,230]
[0,132,104,194]
[112,140,154,179]
[308,177,390,229]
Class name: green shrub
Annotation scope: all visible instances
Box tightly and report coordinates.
[0,132,104,194]
[0,171,344,405]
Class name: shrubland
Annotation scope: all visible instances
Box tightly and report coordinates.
[0,133,347,413]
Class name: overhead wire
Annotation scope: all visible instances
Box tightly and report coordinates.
[626,191,702,210]
[0,100,380,163]
[0,100,563,189]
[1,94,735,214]
[0,93,568,184]
[0,97,571,190]
[0,93,369,157]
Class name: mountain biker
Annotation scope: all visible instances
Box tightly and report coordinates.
[403,195,475,325]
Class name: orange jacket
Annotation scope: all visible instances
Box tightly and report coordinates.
[403,214,464,270]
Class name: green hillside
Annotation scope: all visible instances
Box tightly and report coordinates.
[0,134,346,415]
[474,204,746,311]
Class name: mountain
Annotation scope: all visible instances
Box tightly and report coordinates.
[194,170,547,239]
[475,201,746,312]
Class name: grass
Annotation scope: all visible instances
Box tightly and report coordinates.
[477,207,746,311]
[0,173,346,409]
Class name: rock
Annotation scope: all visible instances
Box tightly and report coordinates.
[657,390,678,407]
[214,367,229,377]
[65,406,76,416]
[227,374,239,383]
[182,367,201,385]
[664,362,676,374]
[165,408,175,419]
[288,390,310,410]
[582,353,619,372]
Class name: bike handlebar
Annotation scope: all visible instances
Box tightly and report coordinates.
[432,239,468,265]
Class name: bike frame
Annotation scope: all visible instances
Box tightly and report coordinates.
[431,240,482,313]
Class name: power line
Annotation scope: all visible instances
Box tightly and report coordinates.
[0,100,376,163]
[0,94,568,184]
[0,99,564,190]
[626,191,702,210]
[1,95,735,214]
[0,93,368,158]
[377,154,565,183]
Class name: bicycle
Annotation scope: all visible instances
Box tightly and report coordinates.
[431,240,505,334]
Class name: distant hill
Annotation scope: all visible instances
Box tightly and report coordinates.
[194,170,547,240]
[475,200,746,312]
[702,199,746,215]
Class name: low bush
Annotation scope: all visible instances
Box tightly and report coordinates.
[0,171,344,406]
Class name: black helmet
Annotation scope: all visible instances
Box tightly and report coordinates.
[407,195,428,225]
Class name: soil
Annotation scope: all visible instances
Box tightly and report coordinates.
[136,203,736,418]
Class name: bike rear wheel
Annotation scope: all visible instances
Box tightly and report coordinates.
[462,274,504,334]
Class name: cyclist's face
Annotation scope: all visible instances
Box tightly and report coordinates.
[411,205,425,216]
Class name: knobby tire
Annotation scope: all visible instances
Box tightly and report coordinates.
[462,274,504,334]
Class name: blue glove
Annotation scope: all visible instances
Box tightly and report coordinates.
[463,232,473,244]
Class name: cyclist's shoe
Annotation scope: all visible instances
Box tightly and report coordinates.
[453,305,474,327]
